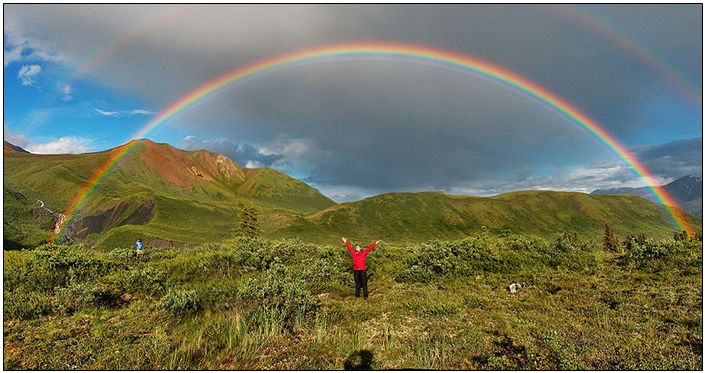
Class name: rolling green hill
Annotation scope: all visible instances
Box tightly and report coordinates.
[275,190,700,244]
[4,139,335,248]
[3,181,56,249]
[3,139,699,249]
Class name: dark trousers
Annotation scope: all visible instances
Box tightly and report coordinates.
[353,270,368,298]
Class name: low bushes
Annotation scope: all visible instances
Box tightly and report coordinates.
[159,289,200,316]
[397,233,599,282]
[2,232,702,370]
[238,265,317,329]
[24,244,117,292]
[622,237,699,268]
[53,282,122,315]
[3,289,53,320]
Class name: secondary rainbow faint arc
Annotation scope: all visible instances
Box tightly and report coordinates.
[553,4,701,109]
[52,42,694,241]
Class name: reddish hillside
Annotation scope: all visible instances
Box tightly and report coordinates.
[117,139,249,189]
[3,141,29,154]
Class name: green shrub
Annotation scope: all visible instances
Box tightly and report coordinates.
[25,245,115,292]
[542,233,599,272]
[397,236,544,282]
[238,265,316,329]
[396,241,460,282]
[3,289,53,320]
[53,282,122,315]
[624,239,696,268]
[159,289,200,316]
[298,256,349,293]
[122,266,167,296]
[229,237,284,271]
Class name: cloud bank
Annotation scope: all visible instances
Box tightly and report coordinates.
[4,5,701,200]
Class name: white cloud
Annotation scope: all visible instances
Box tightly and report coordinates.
[260,138,311,158]
[61,84,73,101]
[25,137,92,154]
[259,138,313,170]
[4,20,67,67]
[17,65,42,86]
[95,108,118,117]
[3,124,29,148]
[313,184,377,203]
[245,160,265,168]
[95,108,154,117]
[128,109,155,115]
[447,160,678,197]
[4,126,92,154]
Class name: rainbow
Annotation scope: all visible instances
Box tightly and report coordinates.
[52,41,695,240]
[552,4,701,109]
[73,7,180,77]
[42,7,179,106]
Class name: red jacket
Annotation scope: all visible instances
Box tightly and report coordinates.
[345,242,376,270]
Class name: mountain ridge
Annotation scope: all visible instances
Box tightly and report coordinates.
[4,140,700,248]
[3,141,29,153]
[592,175,702,217]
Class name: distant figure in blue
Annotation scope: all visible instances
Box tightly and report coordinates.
[134,239,144,256]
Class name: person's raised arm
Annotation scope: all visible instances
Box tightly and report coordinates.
[342,237,354,254]
[363,240,380,254]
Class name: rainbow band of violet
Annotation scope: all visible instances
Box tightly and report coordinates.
[51,42,694,241]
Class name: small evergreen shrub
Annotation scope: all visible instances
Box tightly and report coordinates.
[159,289,200,316]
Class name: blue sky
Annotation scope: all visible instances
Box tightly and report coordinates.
[4,4,702,201]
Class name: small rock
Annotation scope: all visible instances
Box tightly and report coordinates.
[508,282,526,293]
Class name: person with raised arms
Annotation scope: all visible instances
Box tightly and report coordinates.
[342,237,381,299]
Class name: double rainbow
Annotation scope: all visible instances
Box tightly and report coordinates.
[52,42,694,240]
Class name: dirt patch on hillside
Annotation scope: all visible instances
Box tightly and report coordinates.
[66,198,155,239]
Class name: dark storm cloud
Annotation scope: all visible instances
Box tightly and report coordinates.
[5,4,701,198]
[176,62,606,192]
[5,5,700,120]
[632,138,703,178]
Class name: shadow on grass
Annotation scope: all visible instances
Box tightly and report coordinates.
[344,350,374,370]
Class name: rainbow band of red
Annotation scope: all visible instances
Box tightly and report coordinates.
[49,141,143,242]
[53,42,694,240]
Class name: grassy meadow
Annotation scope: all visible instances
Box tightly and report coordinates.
[3,232,702,370]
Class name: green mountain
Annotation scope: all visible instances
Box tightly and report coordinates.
[3,139,335,248]
[275,190,700,244]
[4,139,698,249]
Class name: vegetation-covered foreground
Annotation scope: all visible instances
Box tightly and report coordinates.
[4,232,702,370]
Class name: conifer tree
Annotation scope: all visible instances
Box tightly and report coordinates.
[237,205,262,238]
[674,230,689,242]
[603,224,619,252]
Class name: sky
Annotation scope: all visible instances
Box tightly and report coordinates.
[3,4,703,202]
